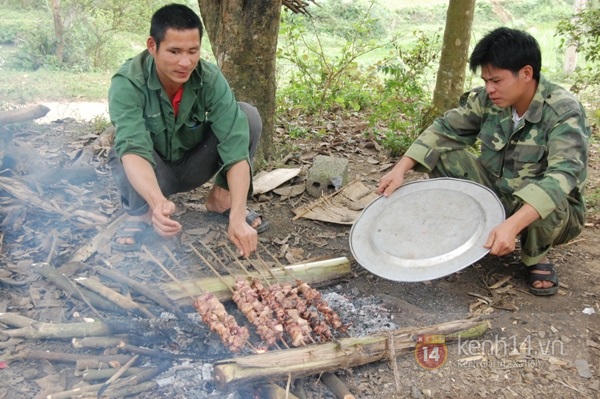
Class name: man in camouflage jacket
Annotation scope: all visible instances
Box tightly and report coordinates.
[378,27,591,296]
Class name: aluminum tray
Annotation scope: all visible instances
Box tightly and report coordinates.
[349,178,506,282]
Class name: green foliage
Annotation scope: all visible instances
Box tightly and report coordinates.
[367,31,441,156]
[90,114,112,133]
[309,0,389,40]
[556,4,600,123]
[6,0,167,72]
[0,8,45,44]
[277,7,390,116]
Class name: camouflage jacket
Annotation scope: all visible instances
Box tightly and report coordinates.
[404,75,591,220]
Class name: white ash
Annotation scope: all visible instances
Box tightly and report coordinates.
[323,286,398,336]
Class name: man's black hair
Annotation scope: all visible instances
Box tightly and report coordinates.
[469,27,541,81]
[150,3,203,49]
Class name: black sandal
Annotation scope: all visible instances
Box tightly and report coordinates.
[528,263,559,296]
[111,220,151,252]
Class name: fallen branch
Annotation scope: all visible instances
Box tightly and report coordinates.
[214,319,489,390]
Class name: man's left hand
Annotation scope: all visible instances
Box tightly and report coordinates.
[228,220,258,257]
[484,221,519,256]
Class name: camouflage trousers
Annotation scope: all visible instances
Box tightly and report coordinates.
[428,150,584,266]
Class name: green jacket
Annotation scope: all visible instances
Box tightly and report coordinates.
[405,75,591,220]
[108,50,250,188]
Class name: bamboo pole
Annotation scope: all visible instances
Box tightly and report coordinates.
[213,319,489,390]
[160,256,351,302]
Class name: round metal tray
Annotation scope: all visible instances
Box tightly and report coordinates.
[349,178,506,282]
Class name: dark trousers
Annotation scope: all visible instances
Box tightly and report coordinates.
[108,102,262,216]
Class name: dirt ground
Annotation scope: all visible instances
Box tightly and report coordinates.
[0,116,599,399]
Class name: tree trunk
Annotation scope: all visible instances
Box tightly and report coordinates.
[431,0,476,116]
[197,0,282,163]
[564,0,587,75]
[50,0,65,64]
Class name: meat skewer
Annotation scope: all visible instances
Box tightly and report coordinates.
[196,242,285,349]
[143,245,249,353]
[252,279,316,347]
[257,242,349,334]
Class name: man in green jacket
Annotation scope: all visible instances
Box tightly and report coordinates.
[108,4,268,256]
[378,27,590,296]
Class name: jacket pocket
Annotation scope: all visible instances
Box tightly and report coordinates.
[478,132,507,177]
[512,144,547,178]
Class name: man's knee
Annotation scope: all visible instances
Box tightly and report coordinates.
[238,102,262,158]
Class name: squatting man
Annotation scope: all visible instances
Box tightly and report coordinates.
[378,27,591,296]
[107,3,269,256]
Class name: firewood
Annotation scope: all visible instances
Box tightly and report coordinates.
[72,336,127,349]
[46,364,167,399]
[97,380,159,398]
[74,277,156,318]
[321,373,355,399]
[213,319,489,390]
[94,266,185,319]
[0,104,50,126]
[161,256,351,302]
[8,350,131,365]
[0,312,36,328]
[79,367,146,381]
[2,318,157,339]
[35,263,125,314]
[255,383,301,399]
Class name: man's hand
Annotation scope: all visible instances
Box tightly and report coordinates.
[150,200,181,237]
[484,203,541,256]
[228,216,258,257]
[377,156,417,196]
[483,221,519,256]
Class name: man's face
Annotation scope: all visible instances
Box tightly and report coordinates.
[147,28,201,91]
[480,64,532,112]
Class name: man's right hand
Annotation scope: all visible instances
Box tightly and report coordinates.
[150,200,181,237]
[377,156,417,196]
